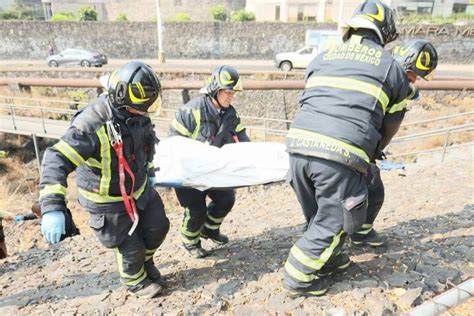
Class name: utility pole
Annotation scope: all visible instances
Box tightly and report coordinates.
[156,0,165,63]
[337,0,345,32]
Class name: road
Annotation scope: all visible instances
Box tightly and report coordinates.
[0,59,473,78]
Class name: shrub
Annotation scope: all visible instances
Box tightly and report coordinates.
[51,12,76,21]
[116,13,128,21]
[78,5,97,21]
[174,12,191,22]
[230,9,255,22]
[211,5,227,21]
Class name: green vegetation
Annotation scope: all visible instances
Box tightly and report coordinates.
[51,12,76,22]
[211,5,227,21]
[77,5,97,21]
[0,1,34,20]
[116,13,128,21]
[230,9,255,22]
[398,13,474,25]
[174,12,191,22]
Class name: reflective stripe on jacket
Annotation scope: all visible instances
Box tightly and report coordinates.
[287,35,411,171]
[169,94,249,148]
[39,96,158,214]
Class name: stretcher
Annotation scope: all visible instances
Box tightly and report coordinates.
[153,136,289,191]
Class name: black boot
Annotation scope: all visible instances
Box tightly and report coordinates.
[351,228,386,247]
[201,227,229,245]
[284,277,329,298]
[317,253,351,277]
[126,278,163,299]
[144,259,162,283]
[183,242,210,258]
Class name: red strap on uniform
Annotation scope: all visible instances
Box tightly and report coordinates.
[111,140,138,223]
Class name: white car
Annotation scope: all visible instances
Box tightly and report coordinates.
[274,46,319,72]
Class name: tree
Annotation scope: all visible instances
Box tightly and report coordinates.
[230,10,255,22]
[78,5,97,21]
[174,12,191,22]
[116,13,128,21]
[211,5,227,21]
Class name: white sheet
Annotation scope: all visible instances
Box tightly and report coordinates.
[154,136,289,191]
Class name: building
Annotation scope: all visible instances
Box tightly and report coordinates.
[41,0,245,21]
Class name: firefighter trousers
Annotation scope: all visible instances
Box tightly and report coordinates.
[174,187,235,246]
[88,185,170,287]
[284,154,368,291]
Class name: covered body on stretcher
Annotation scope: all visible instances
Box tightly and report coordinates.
[153,136,289,191]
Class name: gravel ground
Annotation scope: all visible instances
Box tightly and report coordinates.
[0,147,472,315]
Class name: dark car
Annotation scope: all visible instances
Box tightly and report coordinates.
[47,48,107,67]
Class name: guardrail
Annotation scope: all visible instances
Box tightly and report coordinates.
[1,78,473,90]
[1,97,472,163]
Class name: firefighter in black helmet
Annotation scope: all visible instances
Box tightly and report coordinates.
[169,65,249,258]
[39,61,169,298]
[351,40,440,248]
[283,0,413,296]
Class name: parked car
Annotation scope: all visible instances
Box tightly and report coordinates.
[47,48,108,67]
[275,30,342,72]
[274,46,319,72]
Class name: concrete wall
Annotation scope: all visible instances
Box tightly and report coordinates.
[0,21,472,62]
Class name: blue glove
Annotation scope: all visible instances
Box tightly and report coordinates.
[15,215,24,224]
[149,176,159,187]
[41,211,66,244]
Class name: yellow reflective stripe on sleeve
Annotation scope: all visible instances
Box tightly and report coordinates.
[39,184,67,199]
[290,230,344,271]
[191,109,201,139]
[85,158,102,169]
[287,128,370,163]
[306,76,389,114]
[78,180,147,203]
[207,214,224,224]
[284,261,316,283]
[53,140,86,167]
[171,119,192,137]
[388,99,408,114]
[97,126,111,196]
[235,123,245,132]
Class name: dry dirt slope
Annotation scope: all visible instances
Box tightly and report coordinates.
[0,148,472,315]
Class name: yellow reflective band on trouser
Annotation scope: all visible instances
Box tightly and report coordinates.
[97,126,111,196]
[148,162,154,170]
[181,207,202,244]
[235,123,245,132]
[191,109,201,139]
[284,261,317,283]
[53,140,86,167]
[204,223,220,230]
[171,119,192,137]
[78,180,147,204]
[207,214,224,224]
[389,98,408,114]
[356,223,373,235]
[115,248,147,286]
[145,248,157,262]
[287,128,370,164]
[290,230,344,271]
[40,184,67,199]
[305,76,389,114]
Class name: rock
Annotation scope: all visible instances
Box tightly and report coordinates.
[325,307,346,316]
[398,287,422,308]
[386,272,411,287]
[365,294,397,316]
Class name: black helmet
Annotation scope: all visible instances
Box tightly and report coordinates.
[107,61,161,112]
[203,65,243,98]
[342,0,398,46]
[391,40,438,80]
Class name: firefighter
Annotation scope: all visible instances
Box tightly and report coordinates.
[283,0,413,296]
[352,40,439,247]
[169,65,249,258]
[0,214,6,259]
[39,61,170,299]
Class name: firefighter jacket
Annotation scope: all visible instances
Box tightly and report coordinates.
[286,34,411,173]
[169,94,249,147]
[39,95,158,215]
